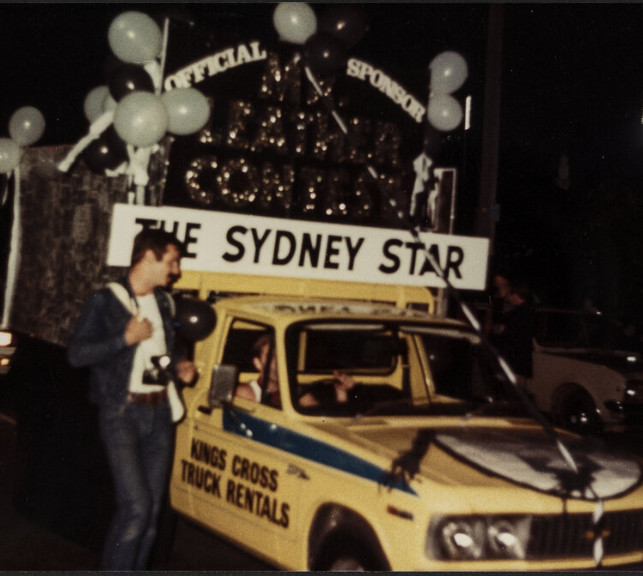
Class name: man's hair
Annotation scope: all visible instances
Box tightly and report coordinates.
[130,228,184,266]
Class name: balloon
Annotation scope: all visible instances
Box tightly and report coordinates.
[113,91,169,148]
[84,86,109,123]
[304,32,347,75]
[103,124,128,158]
[104,94,118,113]
[273,3,317,45]
[427,94,464,131]
[8,106,45,147]
[0,138,20,173]
[161,88,211,136]
[429,51,468,95]
[108,63,155,101]
[318,5,369,48]
[174,297,216,342]
[108,11,162,64]
[82,128,128,174]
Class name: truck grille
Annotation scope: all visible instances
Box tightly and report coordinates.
[528,510,643,558]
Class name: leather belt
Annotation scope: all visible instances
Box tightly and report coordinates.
[127,388,168,406]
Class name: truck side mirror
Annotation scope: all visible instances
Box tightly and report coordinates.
[209,364,238,408]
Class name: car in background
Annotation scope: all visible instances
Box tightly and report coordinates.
[524,307,643,435]
[0,329,16,374]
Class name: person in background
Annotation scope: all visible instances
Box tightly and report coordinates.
[67,228,197,571]
[490,273,536,386]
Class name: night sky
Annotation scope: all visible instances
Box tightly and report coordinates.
[0,3,642,317]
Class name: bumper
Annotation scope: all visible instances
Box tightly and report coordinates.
[604,400,643,424]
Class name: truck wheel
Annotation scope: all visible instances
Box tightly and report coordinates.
[555,389,602,435]
[316,537,381,571]
[329,555,367,571]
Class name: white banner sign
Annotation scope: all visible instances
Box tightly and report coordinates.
[107,204,489,290]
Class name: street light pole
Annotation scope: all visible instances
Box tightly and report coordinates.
[475,4,504,255]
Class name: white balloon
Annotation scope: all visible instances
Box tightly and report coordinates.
[83,86,109,123]
[0,138,21,173]
[9,106,46,147]
[108,11,162,64]
[429,51,468,94]
[273,3,317,45]
[113,91,169,148]
[427,94,463,131]
[103,94,118,113]
[162,88,211,136]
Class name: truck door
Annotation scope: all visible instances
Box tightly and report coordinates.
[174,321,302,565]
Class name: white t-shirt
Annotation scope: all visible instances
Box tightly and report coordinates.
[129,293,167,393]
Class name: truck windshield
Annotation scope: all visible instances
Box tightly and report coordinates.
[285,320,527,418]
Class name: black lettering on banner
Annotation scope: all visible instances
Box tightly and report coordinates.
[379,238,402,274]
[223,226,247,262]
[183,222,201,259]
[273,230,296,265]
[298,233,322,268]
[418,244,441,276]
[251,228,271,263]
[444,246,464,279]
[404,241,424,274]
[135,217,159,230]
[324,235,342,269]
[345,236,364,271]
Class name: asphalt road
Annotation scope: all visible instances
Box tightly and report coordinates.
[0,413,273,571]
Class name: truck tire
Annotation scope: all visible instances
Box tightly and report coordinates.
[318,537,377,571]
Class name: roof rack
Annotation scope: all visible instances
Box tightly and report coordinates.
[174,270,435,312]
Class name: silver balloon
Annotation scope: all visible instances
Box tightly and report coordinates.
[113,91,168,148]
[273,3,317,45]
[104,94,118,113]
[0,138,21,173]
[162,88,211,135]
[108,11,162,64]
[427,94,463,131]
[429,51,468,95]
[8,106,46,147]
[83,86,109,123]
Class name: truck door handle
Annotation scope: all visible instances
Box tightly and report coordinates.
[198,406,212,415]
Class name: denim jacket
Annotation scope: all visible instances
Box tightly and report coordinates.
[67,277,176,406]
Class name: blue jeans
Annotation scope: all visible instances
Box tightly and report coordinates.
[99,399,174,570]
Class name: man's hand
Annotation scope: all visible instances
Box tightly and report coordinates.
[124,312,153,345]
[176,360,198,386]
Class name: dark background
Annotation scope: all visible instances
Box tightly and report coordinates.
[0,3,641,316]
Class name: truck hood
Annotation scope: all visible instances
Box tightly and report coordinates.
[337,422,642,500]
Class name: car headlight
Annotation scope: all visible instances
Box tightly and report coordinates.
[625,380,643,402]
[427,515,531,561]
[0,330,12,347]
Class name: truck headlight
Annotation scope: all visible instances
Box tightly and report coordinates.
[427,515,531,561]
[437,519,485,560]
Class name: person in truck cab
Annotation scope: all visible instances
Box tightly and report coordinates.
[235,333,355,407]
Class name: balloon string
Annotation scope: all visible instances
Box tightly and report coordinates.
[1,167,21,329]
[57,110,114,173]
[158,17,170,94]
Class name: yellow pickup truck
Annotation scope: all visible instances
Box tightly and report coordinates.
[169,271,643,571]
